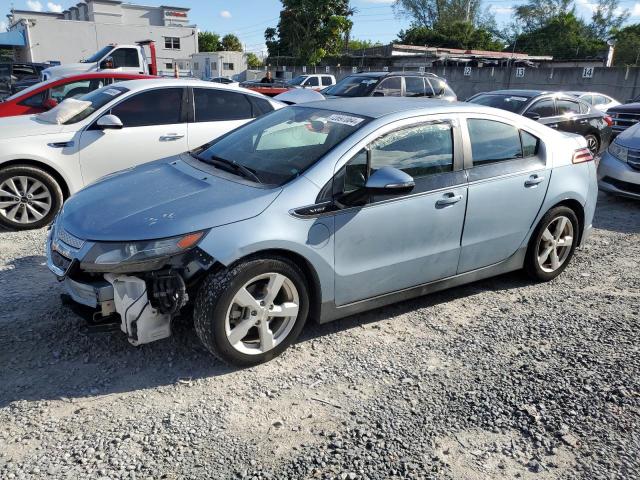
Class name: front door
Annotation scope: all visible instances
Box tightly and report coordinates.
[186,88,255,149]
[333,120,467,306]
[78,87,188,185]
[458,117,550,273]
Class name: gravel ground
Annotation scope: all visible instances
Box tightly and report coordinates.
[0,192,639,480]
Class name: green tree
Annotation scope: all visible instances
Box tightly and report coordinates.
[221,33,243,52]
[511,12,606,59]
[245,52,263,69]
[613,24,640,65]
[265,0,354,64]
[590,0,629,40]
[198,31,221,52]
[398,22,503,50]
[393,0,494,28]
[514,0,573,32]
[347,39,383,50]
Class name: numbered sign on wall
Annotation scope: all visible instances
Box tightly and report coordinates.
[583,67,594,78]
[383,66,389,72]
[352,66,358,73]
[419,66,425,73]
[515,67,525,78]
[463,66,472,76]
[302,66,307,73]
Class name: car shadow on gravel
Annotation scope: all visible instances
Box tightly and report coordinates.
[0,257,532,409]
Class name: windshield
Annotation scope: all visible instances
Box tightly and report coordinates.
[81,46,114,64]
[323,75,379,97]
[192,107,370,186]
[60,86,128,124]
[288,75,308,86]
[468,94,530,113]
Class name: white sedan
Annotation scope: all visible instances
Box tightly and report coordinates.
[0,79,282,230]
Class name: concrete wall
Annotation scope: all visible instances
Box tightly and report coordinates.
[261,65,640,102]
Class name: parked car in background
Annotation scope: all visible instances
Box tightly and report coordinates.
[46,98,597,366]
[0,62,49,99]
[467,90,612,155]
[288,74,336,90]
[564,91,620,112]
[321,72,457,101]
[0,72,156,118]
[0,79,282,230]
[606,100,640,136]
[207,76,239,87]
[598,122,640,199]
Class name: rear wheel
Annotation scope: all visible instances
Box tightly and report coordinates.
[194,257,309,367]
[0,165,63,230]
[525,206,579,281]
[584,133,599,156]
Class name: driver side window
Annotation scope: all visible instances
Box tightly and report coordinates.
[526,99,555,118]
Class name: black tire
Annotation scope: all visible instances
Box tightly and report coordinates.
[525,206,579,282]
[194,256,310,367]
[0,165,63,231]
[584,133,600,156]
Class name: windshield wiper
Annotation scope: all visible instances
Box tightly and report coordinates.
[208,155,262,184]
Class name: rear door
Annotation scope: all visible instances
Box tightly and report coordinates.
[458,116,549,273]
[186,87,256,149]
[77,87,188,184]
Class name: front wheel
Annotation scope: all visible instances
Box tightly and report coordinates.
[525,206,579,282]
[194,257,309,367]
[0,165,63,230]
[584,133,600,156]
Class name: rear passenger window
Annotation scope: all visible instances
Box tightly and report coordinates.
[370,123,453,178]
[557,99,580,115]
[521,130,539,157]
[194,88,253,121]
[468,119,522,165]
[373,77,401,97]
[404,77,426,97]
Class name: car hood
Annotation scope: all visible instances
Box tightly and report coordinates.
[60,156,283,241]
[42,63,92,79]
[0,114,65,138]
[608,102,640,113]
[611,122,640,148]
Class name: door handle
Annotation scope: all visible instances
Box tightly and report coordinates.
[436,192,463,207]
[548,123,558,129]
[47,141,74,148]
[525,174,545,187]
[160,134,184,141]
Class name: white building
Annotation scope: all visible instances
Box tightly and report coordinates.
[3,1,198,75]
[190,51,246,80]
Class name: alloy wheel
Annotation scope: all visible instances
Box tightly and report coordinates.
[585,135,599,156]
[225,272,300,355]
[0,175,52,225]
[537,215,574,273]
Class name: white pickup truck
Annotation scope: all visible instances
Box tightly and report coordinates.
[41,41,158,81]
[288,74,336,90]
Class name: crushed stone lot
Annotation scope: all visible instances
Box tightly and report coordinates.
[0,193,639,480]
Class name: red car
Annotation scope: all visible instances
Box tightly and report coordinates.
[0,72,156,118]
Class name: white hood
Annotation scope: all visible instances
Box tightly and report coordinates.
[42,63,94,80]
[0,115,66,140]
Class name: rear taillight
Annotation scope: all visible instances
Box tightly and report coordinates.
[572,147,594,164]
[604,115,613,127]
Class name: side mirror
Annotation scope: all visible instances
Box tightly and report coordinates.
[372,91,385,97]
[524,111,541,121]
[96,114,123,130]
[100,56,115,69]
[43,98,58,110]
[365,166,415,194]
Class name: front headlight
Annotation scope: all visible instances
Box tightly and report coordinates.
[84,231,206,269]
[608,142,628,162]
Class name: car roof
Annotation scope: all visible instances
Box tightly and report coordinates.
[111,78,272,98]
[347,71,439,78]
[481,89,550,97]
[296,97,496,119]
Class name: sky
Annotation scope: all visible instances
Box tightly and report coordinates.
[5,0,640,54]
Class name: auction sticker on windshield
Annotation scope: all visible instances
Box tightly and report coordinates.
[327,114,365,126]
[103,89,121,96]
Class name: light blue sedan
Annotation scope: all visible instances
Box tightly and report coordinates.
[47,98,598,366]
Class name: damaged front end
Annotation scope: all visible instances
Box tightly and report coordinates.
[46,221,215,345]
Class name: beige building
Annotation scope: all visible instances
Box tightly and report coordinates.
[190,51,247,80]
[5,0,197,75]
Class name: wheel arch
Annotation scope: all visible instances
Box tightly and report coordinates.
[0,159,71,199]
[218,248,323,324]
